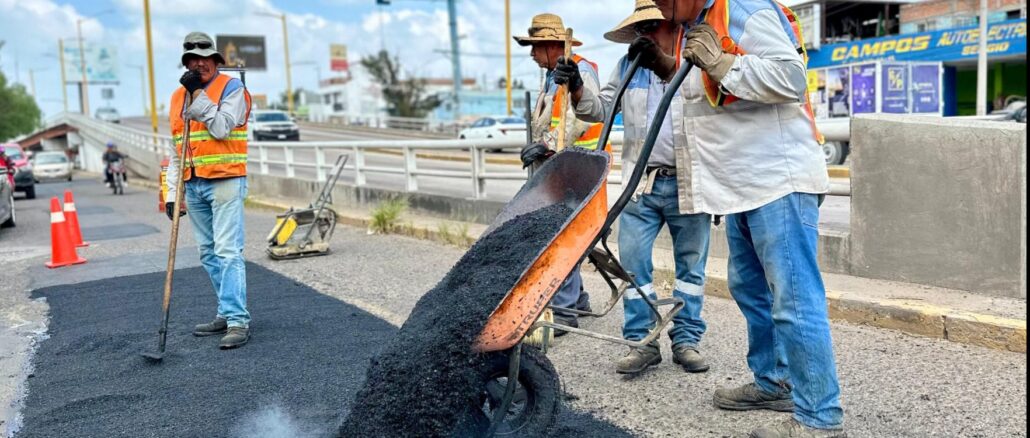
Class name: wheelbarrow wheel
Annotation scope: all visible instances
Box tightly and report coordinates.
[455,346,560,437]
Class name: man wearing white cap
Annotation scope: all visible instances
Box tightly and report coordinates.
[577,0,844,437]
[563,1,712,376]
[514,13,604,334]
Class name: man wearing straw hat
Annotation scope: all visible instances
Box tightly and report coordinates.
[576,0,845,436]
[166,31,254,350]
[561,1,713,376]
[514,13,603,334]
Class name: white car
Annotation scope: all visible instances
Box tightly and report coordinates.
[95,107,121,124]
[31,151,74,182]
[458,116,527,152]
[248,110,301,141]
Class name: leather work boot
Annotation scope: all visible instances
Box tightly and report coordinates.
[714,382,795,412]
[671,344,710,373]
[552,314,578,337]
[749,418,846,438]
[192,317,227,337]
[219,327,250,349]
[615,342,661,374]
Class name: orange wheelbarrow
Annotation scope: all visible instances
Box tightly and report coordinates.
[460,59,696,436]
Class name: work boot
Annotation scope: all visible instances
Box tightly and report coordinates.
[192,317,227,337]
[750,418,846,438]
[575,291,593,314]
[219,326,249,349]
[552,314,578,337]
[714,382,795,412]
[671,344,710,373]
[615,342,661,374]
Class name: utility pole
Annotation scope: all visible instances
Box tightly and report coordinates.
[144,0,159,134]
[28,69,35,96]
[77,19,90,115]
[975,0,989,115]
[258,12,294,115]
[58,39,69,113]
[447,0,461,121]
[128,65,147,116]
[505,0,512,115]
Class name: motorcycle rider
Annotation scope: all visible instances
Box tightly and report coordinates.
[102,142,127,187]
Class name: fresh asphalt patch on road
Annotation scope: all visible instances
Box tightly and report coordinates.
[80,223,160,242]
[18,262,632,437]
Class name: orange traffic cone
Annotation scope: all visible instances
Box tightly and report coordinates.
[45,197,86,268]
[63,190,89,247]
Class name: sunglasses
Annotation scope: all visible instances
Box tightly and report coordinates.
[183,41,212,50]
[633,20,661,36]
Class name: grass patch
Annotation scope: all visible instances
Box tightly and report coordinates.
[436,222,473,248]
[369,197,408,234]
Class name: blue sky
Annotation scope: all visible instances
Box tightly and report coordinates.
[0,0,649,120]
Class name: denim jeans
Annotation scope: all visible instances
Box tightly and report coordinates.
[725,193,843,429]
[551,270,584,318]
[618,175,711,348]
[184,176,250,328]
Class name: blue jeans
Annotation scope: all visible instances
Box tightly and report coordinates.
[551,270,584,318]
[184,176,250,328]
[618,175,710,348]
[725,193,843,429]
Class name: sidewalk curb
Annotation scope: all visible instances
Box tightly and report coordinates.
[827,165,850,179]
[242,194,1025,354]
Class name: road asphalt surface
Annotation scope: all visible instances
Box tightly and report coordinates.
[0,177,1024,437]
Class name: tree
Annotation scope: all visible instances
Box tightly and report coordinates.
[360,50,440,118]
[0,72,42,141]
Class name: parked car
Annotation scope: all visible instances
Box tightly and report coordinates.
[248,110,300,141]
[0,158,15,228]
[95,107,121,123]
[0,144,35,199]
[32,151,74,182]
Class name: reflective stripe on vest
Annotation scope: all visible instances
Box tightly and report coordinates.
[699,0,824,144]
[549,54,604,150]
[169,73,252,180]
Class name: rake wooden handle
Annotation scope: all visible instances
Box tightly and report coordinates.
[555,28,573,152]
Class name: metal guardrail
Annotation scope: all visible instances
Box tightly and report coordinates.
[53,113,629,200]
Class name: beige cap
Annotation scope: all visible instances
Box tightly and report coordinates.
[513,13,582,47]
[181,31,225,66]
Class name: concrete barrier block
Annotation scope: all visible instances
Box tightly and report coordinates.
[850,114,1027,298]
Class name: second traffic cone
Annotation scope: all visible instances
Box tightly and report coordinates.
[45,197,86,269]
[63,190,89,247]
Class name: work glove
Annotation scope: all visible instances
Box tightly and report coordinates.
[179,70,204,94]
[628,36,677,82]
[520,142,554,169]
[553,57,584,93]
[165,202,186,221]
[682,24,737,83]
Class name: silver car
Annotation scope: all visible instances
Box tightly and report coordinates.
[32,152,74,182]
[95,107,121,124]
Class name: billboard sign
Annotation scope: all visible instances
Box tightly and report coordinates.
[808,19,1026,68]
[851,63,877,114]
[216,35,267,70]
[63,44,119,84]
[330,44,349,72]
[911,64,941,114]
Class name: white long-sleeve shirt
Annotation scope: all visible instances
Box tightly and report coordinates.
[165,74,248,200]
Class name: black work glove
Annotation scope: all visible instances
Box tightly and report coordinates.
[628,36,677,81]
[179,70,204,94]
[165,202,186,221]
[553,57,584,93]
[520,142,554,169]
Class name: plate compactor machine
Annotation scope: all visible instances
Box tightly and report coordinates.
[266,155,348,260]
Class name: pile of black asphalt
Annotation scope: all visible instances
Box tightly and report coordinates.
[21,250,633,437]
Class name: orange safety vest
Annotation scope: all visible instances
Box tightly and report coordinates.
[169,73,253,180]
[549,54,607,151]
[699,0,825,144]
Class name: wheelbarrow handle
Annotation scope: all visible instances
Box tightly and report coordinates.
[595,56,642,155]
[601,60,694,234]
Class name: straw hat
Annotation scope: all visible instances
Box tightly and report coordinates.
[514,13,582,47]
[604,0,667,44]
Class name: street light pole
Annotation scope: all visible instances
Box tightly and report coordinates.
[144,0,159,135]
[281,14,294,115]
[505,0,512,116]
[975,0,989,115]
[77,19,90,115]
[128,65,147,116]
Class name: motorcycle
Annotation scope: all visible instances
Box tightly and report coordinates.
[108,159,126,195]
